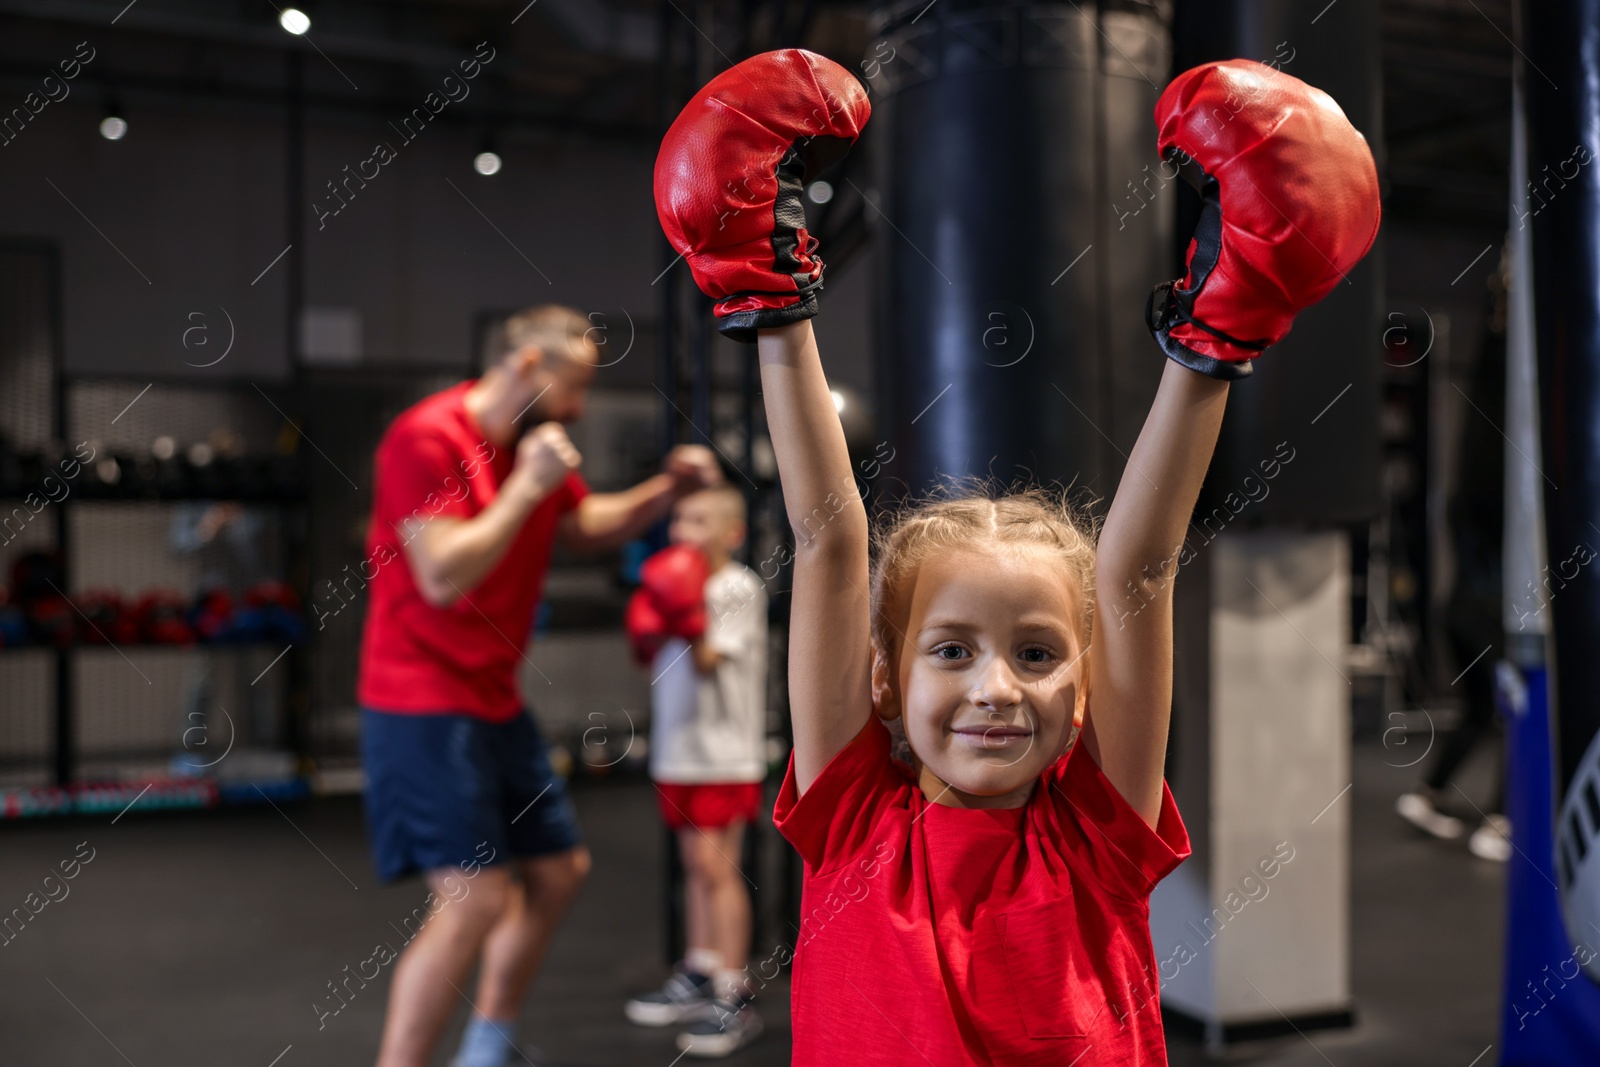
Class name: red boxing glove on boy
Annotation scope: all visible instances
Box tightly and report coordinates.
[625,587,668,667]
[625,544,712,666]
[1146,60,1382,378]
[654,49,871,343]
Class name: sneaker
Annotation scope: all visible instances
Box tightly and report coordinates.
[677,997,764,1057]
[1396,791,1466,840]
[1469,814,1513,862]
[625,970,713,1027]
[448,1016,540,1067]
[449,1045,544,1067]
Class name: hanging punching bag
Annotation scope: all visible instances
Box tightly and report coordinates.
[870,0,1170,501]
[1504,0,1600,1061]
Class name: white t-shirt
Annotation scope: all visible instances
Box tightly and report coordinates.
[649,561,768,784]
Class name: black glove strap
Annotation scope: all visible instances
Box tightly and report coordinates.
[1145,284,1255,379]
[717,292,821,344]
[1144,157,1268,380]
[1146,282,1268,352]
[718,137,847,344]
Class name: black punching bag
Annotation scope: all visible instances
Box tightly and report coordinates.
[1170,0,1382,527]
[871,0,1171,501]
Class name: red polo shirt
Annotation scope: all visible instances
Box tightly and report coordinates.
[774,716,1190,1066]
[356,381,588,722]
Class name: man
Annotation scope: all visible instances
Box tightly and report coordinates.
[357,304,722,1067]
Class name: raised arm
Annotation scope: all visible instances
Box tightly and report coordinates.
[1083,362,1227,826]
[651,49,871,792]
[757,322,873,793]
[1087,58,1382,826]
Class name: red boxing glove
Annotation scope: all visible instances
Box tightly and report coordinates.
[625,587,668,667]
[133,590,196,646]
[654,49,871,343]
[640,543,711,643]
[1146,60,1381,378]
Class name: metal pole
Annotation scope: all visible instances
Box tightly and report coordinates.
[657,0,685,967]
[657,1,681,461]
[47,244,71,788]
[284,47,310,763]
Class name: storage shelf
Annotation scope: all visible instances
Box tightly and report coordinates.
[0,774,311,820]
[0,640,303,653]
[0,450,306,503]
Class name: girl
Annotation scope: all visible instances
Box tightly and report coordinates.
[760,318,1224,1066]
[652,48,1377,1066]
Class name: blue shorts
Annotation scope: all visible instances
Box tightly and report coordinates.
[361,707,583,883]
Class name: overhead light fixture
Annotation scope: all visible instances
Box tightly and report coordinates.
[99,99,127,141]
[831,389,846,414]
[807,180,834,205]
[474,133,503,176]
[280,8,311,35]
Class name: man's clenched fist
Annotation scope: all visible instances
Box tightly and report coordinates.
[663,444,723,496]
[509,422,583,502]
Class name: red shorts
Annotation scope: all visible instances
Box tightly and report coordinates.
[654,781,764,831]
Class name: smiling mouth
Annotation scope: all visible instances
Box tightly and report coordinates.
[952,726,1034,747]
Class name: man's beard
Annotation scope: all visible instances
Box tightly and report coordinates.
[514,393,553,436]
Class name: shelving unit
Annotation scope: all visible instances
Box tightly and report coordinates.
[0,241,313,814]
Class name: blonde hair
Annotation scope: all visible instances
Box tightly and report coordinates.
[684,483,746,524]
[869,483,1099,662]
[481,304,595,370]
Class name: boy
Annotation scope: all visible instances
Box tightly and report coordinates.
[625,485,768,1057]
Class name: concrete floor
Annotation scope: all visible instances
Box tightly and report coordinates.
[0,736,1504,1066]
[1165,735,1506,1067]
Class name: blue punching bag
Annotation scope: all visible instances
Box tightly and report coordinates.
[1498,8,1600,1061]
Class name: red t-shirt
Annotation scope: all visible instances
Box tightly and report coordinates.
[774,716,1190,1067]
[356,381,588,722]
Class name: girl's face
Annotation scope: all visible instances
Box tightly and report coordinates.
[878,544,1087,809]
